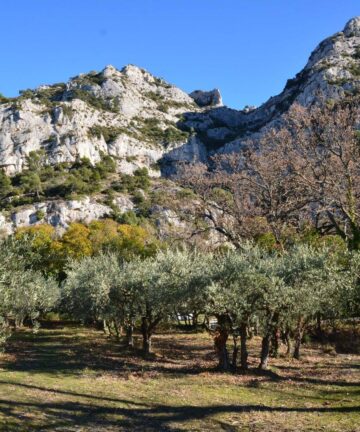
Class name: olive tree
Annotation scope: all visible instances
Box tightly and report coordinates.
[64,253,139,344]
[63,253,121,329]
[63,248,211,356]
[172,250,213,328]
[0,238,59,348]
[123,249,206,356]
[208,244,274,371]
[254,255,289,369]
[339,251,360,319]
[280,245,339,359]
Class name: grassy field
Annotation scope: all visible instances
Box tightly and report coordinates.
[0,325,359,431]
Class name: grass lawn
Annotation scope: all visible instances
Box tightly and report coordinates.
[0,325,359,431]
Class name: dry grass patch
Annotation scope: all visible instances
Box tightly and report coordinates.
[0,326,358,431]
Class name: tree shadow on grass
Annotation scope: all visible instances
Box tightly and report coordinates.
[3,328,360,388]
[253,368,360,389]
[0,386,359,432]
[1,328,359,430]
[2,328,216,378]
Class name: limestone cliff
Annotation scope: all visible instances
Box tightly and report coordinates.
[0,17,359,233]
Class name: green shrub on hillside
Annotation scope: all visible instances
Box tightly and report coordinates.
[348,62,360,77]
[353,47,360,60]
[88,125,128,143]
[136,118,189,145]
[145,91,164,103]
[111,168,150,194]
[163,126,189,145]
[0,170,12,198]
[0,93,9,104]
[68,89,119,112]
[0,152,120,208]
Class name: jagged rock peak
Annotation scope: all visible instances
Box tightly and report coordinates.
[344,16,360,37]
[121,63,146,77]
[120,64,156,83]
[190,89,223,107]
[101,64,118,78]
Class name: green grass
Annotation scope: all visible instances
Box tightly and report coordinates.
[0,326,358,431]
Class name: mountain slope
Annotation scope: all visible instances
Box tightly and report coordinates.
[0,64,203,175]
[0,17,359,235]
[177,16,360,156]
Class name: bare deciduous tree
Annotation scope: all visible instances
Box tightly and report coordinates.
[278,98,360,249]
[179,96,360,249]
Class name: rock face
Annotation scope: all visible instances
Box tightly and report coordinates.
[344,16,360,37]
[1,18,359,175]
[2,199,111,234]
[181,17,360,154]
[161,135,209,176]
[0,17,359,231]
[190,89,223,107]
[0,64,201,175]
[0,194,136,235]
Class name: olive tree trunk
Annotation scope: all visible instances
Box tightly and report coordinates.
[141,313,163,357]
[283,328,292,356]
[270,327,280,358]
[141,317,152,356]
[232,335,239,371]
[259,333,271,370]
[126,323,134,347]
[293,316,305,360]
[214,315,230,370]
[240,322,249,370]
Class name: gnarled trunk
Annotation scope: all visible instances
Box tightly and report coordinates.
[214,315,230,370]
[142,334,152,355]
[270,327,280,358]
[192,311,199,328]
[293,316,305,360]
[232,335,239,371]
[215,333,229,370]
[141,317,152,356]
[126,323,134,347]
[259,334,271,370]
[283,328,292,356]
[140,310,162,356]
[102,320,109,335]
[240,322,248,370]
[15,316,25,329]
[113,320,122,340]
[316,313,324,343]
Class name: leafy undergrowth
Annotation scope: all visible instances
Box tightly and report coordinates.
[0,326,359,431]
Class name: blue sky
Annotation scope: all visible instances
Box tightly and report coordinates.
[1,1,359,108]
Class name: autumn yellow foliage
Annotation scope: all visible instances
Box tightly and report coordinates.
[16,219,161,276]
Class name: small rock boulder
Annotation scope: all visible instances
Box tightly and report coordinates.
[190,89,223,107]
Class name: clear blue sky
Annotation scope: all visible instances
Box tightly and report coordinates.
[1,1,359,108]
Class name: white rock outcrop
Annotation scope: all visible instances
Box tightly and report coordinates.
[0,195,137,234]
[0,64,199,175]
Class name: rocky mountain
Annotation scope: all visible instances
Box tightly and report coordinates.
[0,64,209,176]
[176,16,360,157]
[0,16,359,234]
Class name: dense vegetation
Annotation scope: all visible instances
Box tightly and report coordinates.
[0,225,359,373]
[0,151,154,210]
[62,242,360,366]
